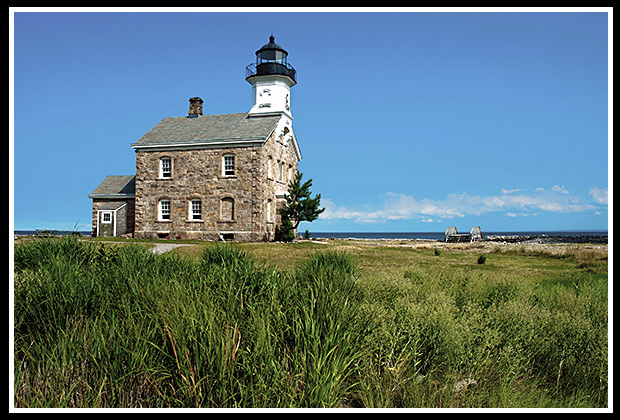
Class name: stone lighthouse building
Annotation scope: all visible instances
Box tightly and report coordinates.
[89,35,302,241]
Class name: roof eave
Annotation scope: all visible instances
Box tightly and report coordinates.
[89,194,136,199]
[131,138,267,151]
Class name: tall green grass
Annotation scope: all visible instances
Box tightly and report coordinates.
[355,264,608,407]
[13,238,608,407]
[14,239,365,407]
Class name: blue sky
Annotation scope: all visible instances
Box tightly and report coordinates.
[11,9,610,233]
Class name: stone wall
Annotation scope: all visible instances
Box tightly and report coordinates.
[133,129,298,241]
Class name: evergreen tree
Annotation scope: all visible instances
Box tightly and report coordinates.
[278,171,324,241]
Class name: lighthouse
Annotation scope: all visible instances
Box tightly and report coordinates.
[93,34,302,241]
[245,35,297,119]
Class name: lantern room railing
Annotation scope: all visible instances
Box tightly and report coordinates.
[245,62,297,83]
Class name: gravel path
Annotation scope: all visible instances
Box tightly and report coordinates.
[149,243,193,255]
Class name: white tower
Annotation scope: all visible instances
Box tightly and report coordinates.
[245,35,297,119]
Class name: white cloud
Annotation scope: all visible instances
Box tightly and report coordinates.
[551,185,570,194]
[319,185,605,224]
[506,212,529,217]
[589,186,608,204]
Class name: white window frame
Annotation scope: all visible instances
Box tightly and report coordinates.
[160,157,172,178]
[159,199,171,221]
[223,154,235,177]
[266,199,273,223]
[189,199,202,221]
[101,211,113,224]
[267,157,273,179]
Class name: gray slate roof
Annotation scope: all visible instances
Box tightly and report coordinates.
[131,113,281,148]
[89,175,135,198]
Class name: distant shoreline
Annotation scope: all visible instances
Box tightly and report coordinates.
[13,230,608,244]
[309,231,608,243]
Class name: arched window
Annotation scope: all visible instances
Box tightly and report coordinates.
[221,197,234,221]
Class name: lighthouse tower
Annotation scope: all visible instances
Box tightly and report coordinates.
[245,35,297,119]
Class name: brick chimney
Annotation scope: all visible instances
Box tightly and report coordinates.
[188,97,203,117]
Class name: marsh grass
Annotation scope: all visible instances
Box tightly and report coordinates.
[14,239,366,407]
[13,237,608,408]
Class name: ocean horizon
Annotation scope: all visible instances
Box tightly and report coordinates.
[309,230,608,241]
[14,229,609,241]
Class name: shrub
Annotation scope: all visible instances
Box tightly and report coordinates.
[477,255,487,264]
[277,216,295,242]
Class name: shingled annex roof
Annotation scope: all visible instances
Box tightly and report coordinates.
[89,175,136,198]
[130,113,281,150]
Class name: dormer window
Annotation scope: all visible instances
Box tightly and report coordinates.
[160,157,172,178]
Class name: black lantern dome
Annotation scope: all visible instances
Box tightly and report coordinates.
[246,35,297,84]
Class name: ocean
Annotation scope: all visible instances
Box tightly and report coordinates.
[13,230,608,241]
[309,231,608,241]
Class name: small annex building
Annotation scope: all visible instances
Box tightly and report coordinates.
[89,35,302,241]
[88,175,135,237]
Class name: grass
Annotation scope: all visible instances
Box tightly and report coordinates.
[13,237,608,408]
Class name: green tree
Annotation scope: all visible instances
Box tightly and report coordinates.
[278,171,324,242]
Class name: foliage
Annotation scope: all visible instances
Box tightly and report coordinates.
[276,215,295,243]
[278,170,324,241]
[14,239,364,408]
[13,238,608,408]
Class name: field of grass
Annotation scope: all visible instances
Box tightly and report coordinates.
[12,237,608,408]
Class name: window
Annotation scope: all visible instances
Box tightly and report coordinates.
[190,199,202,220]
[160,157,172,178]
[267,199,273,223]
[223,155,235,176]
[101,212,112,223]
[278,161,284,181]
[221,197,234,221]
[267,157,273,179]
[159,199,170,220]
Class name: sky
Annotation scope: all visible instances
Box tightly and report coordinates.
[11,8,611,233]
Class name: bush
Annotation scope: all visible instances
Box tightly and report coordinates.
[477,255,487,264]
[277,216,295,242]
